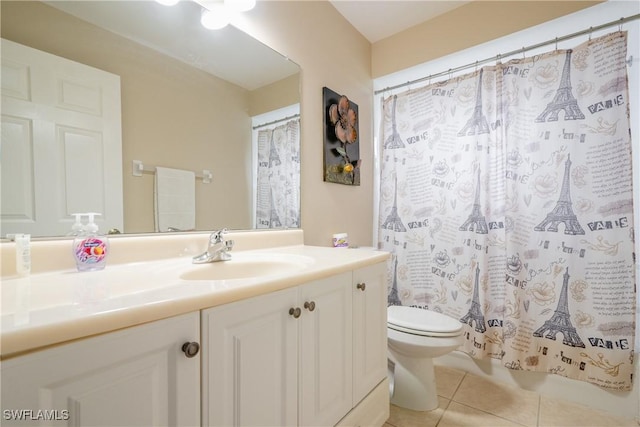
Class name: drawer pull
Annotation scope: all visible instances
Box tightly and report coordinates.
[356,282,366,291]
[304,301,316,311]
[289,307,302,318]
[181,342,200,358]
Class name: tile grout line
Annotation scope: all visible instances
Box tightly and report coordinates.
[447,370,540,427]
[434,395,452,426]
[435,371,467,426]
[448,401,532,427]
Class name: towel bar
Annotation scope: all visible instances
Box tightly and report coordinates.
[132,160,212,183]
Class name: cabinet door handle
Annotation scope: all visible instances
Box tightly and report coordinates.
[356,282,366,291]
[181,341,200,358]
[289,307,302,318]
[304,301,316,311]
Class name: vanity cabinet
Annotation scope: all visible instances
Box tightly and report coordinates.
[201,286,299,426]
[1,261,388,427]
[352,262,388,405]
[202,272,353,427]
[202,263,388,427]
[0,312,200,427]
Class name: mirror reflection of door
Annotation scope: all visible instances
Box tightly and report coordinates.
[1,39,123,237]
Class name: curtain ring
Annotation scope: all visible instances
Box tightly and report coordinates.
[522,47,526,59]
[555,37,558,51]
[448,68,452,80]
[618,17,623,32]
[588,26,593,41]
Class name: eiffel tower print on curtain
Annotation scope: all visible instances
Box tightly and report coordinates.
[458,69,490,136]
[384,95,405,149]
[536,50,585,122]
[381,175,407,232]
[460,264,486,333]
[535,155,585,235]
[459,167,488,234]
[268,188,282,228]
[268,131,281,167]
[533,267,585,347]
[388,255,402,306]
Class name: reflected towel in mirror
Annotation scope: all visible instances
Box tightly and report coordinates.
[154,167,195,232]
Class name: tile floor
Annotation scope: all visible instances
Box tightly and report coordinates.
[385,365,638,427]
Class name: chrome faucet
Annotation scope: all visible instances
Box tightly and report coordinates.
[192,229,234,264]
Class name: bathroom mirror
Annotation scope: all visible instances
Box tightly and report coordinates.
[1,0,301,238]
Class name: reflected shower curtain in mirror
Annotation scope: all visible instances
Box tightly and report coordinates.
[256,118,301,228]
[378,32,635,390]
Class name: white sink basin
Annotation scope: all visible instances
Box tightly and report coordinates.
[179,253,314,281]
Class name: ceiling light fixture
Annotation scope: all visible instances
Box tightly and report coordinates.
[156,0,255,30]
[200,3,232,30]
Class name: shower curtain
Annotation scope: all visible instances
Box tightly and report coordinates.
[378,32,635,390]
[256,118,301,228]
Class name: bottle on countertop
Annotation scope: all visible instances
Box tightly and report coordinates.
[14,233,31,276]
[72,213,109,272]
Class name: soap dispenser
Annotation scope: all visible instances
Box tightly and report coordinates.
[69,213,85,236]
[72,213,109,272]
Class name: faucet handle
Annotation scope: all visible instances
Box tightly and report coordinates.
[210,228,228,243]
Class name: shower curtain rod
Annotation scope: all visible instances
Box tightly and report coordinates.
[252,113,300,130]
[374,13,640,95]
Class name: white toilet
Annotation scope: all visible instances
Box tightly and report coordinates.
[387,305,464,411]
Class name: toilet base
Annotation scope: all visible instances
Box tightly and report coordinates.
[388,351,439,412]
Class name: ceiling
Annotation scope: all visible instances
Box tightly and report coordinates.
[44,0,470,90]
[330,0,470,43]
[44,0,300,91]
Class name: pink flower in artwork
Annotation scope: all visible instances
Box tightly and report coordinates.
[329,95,358,144]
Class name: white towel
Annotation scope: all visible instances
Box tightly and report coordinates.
[154,167,195,232]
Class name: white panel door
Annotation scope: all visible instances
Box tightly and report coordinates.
[352,263,388,405]
[202,287,299,427]
[0,312,200,427]
[1,38,123,237]
[299,272,353,427]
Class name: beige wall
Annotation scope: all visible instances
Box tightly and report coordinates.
[233,0,374,247]
[2,0,607,246]
[249,74,301,116]
[236,0,604,247]
[372,1,603,78]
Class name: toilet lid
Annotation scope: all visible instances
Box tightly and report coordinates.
[388,306,463,337]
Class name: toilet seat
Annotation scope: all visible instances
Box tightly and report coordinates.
[387,306,463,338]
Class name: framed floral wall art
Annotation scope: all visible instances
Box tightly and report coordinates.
[323,87,360,185]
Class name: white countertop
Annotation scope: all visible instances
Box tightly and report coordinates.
[1,244,389,358]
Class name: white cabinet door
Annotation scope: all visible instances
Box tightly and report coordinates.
[0,312,200,427]
[202,265,386,427]
[1,38,123,237]
[299,272,353,427]
[352,263,388,405]
[202,287,299,427]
